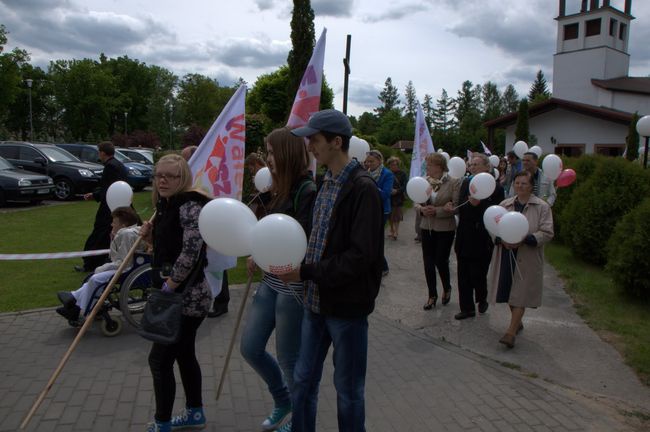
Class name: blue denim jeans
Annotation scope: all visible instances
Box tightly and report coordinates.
[240,282,303,408]
[291,310,368,432]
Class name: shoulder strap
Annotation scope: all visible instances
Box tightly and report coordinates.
[293,179,312,213]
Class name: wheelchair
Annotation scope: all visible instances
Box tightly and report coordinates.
[67,253,154,337]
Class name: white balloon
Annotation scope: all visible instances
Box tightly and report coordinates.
[498,211,530,244]
[437,148,444,153]
[406,177,430,203]
[483,205,508,236]
[106,181,133,211]
[489,155,500,168]
[251,214,307,274]
[529,145,543,158]
[198,198,257,257]
[493,168,499,179]
[441,151,450,161]
[448,156,466,179]
[254,167,272,192]
[469,172,496,200]
[349,136,370,163]
[541,154,563,181]
[513,141,528,159]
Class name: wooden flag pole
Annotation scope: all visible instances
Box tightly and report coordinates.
[216,275,254,400]
[20,212,156,430]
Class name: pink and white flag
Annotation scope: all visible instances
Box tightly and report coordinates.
[467,149,473,160]
[481,140,492,155]
[187,85,247,297]
[287,28,327,128]
[410,101,435,179]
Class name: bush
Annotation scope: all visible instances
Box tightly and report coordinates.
[553,155,605,242]
[559,157,650,265]
[606,197,650,300]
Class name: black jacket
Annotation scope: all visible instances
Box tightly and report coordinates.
[300,165,383,318]
[455,176,505,259]
[268,174,317,235]
[92,156,128,228]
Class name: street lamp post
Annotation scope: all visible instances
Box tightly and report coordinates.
[124,111,129,136]
[636,115,650,169]
[25,79,33,140]
[169,105,173,150]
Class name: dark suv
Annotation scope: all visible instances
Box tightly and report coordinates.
[57,143,152,191]
[0,141,103,200]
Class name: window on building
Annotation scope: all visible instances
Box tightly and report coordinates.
[619,23,627,40]
[586,18,601,37]
[555,145,585,157]
[564,23,579,40]
[594,144,625,156]
[609,18,618,37]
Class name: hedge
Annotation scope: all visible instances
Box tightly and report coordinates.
[552,155,605,242]
[559,157,650,265]
[606,197,650,300]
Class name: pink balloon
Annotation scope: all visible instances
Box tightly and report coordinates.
[556,169,576,188]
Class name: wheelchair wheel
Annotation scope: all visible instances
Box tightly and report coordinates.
[119,263,153,328]
[101,316,122,337]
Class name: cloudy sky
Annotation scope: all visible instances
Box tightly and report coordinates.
[2,0,649,116]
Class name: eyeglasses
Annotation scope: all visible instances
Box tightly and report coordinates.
[154,173,181,181]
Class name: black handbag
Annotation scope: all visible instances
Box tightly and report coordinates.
[138,290,184,345]
[138,246,206,345]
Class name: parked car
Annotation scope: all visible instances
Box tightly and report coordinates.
[128,147,154,164]
[0,141,103,200]
[56,143,152,191]
[118,148,153,166]
[0,156,55,206]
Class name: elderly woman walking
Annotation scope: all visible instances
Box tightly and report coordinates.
[488,170,554,348]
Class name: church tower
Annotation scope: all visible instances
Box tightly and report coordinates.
[552,0,634,106]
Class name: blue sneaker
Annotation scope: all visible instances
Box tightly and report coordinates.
[170,407,206,430]
[261,405,291,430]
[146,420,171,432]
[276,420,292,432]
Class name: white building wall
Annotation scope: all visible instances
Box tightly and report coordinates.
[504,108,628,155]
[553,48,630,105]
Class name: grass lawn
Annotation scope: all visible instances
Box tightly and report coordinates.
[546,242,650,386]
[0,192,252,312]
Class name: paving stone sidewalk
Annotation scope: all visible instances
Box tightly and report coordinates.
[0,289,642,431]
[1,205,648,431]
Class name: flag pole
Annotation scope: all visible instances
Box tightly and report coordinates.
[20,212,156,430]
[342,34,352,114]
[216,275,254,400]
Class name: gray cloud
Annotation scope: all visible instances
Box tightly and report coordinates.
[0,1,173,58]
[347,79,382,106]
[362,3,428,23]
[253,0,275,11]
[209,37,290,68]
[313,0,354,17]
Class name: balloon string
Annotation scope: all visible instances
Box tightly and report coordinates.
[509,249,524,281]
[452,200,469,210]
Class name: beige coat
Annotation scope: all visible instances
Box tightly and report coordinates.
[417,175,461,232]
[487,195,554,308]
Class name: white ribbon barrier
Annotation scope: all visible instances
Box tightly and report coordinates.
[0,249,110,261]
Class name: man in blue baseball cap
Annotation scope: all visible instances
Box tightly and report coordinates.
[278,109,383,431]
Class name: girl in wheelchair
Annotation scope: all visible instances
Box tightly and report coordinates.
[56,206,145,322]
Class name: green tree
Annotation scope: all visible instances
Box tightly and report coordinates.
[356,111,380,136]
[177,73,235,129]
[0,25,30,136]
[375,77,401,118]
[528,70,551,103]
[501,84,519,113]
[626,112,640,161]
[375,108,411,146]
[49,58,116,141]
[481,81,501,121]
[455,80,477,126]
[403,80,417,122]
[422,94,435,130]
[287,0,315,107]
[144,66,178,149]
[248,66,291,126]
[514,99,530,143]
[433,89,456,135]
